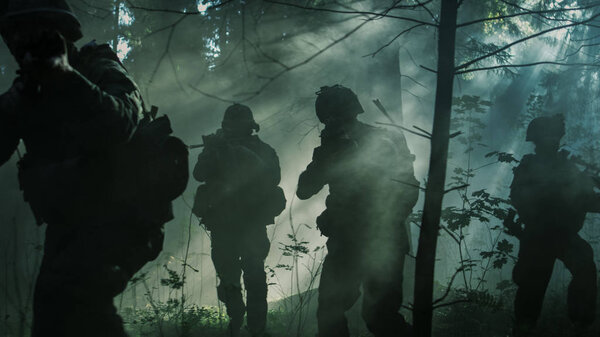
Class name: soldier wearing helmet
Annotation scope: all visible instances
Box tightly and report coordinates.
[0,1,169,336]
[297,85,419,337]
[510,114,600,336]
[192,104,286,337]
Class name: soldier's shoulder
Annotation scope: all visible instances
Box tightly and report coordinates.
[251,135,278,154]
[79,40,123,66]
[514,154,536,172]
[366,122,412,150]
[76,40,135,90]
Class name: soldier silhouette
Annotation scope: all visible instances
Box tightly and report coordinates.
[0,1,177,336]
[192,104,286,337]
[297,85,419,337]
[510,114,600,336]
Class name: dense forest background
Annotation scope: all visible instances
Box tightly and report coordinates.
[2,0,600,336]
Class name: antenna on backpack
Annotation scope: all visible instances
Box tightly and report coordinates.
[149,106,159,119]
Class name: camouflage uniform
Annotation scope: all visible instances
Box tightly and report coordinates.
[193,104,285,337]
[297,85,418,337]
[510,115,600,335]
[0,2,169,336]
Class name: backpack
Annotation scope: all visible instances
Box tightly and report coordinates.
[111,108,189,206]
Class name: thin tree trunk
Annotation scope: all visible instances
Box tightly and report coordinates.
[413,1,458,337]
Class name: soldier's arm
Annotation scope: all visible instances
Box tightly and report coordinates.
[509,157,538,221]
[264,144,282,186]
[296,147,328,200]
[193,147,216,183]
[577,174,600,213]
[584,193,600,213]
[45,57,142,151]
[0,87,21,166]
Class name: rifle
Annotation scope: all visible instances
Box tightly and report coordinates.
[188,144,204,150]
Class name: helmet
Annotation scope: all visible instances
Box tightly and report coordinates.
[222,104,260,132]
[0,0,82,42]
[315,85,364,124]
[526,114,565,143]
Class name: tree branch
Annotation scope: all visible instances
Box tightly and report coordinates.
[457,1,600,28]
[391,178,426,191]
[126,0,233,15]
[263,0,438,27]
[363,23,427,58]
[455,61,600,75]
[376,122,432,139]
[433,267,464,305]
[444,184,470,194]
[455,12,600,71]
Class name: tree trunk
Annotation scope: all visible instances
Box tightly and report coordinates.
[413,1,458,337]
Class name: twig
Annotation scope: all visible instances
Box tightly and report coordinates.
[432,299,470,309]
[432,267,464,305]
[126,0,233,15]
[420,65,437,73]
[376,122,431,139]
[413,125,432,137]
[444,184,469,194]
[363,23,427,58]
[263,0,438,27]
[455,60,600,75]
[391,178,425,191]
[188,85,237,103]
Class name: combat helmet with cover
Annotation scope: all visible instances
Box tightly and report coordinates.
[526,114,565,144]
[315,85,364,124]
[222,103,260,132]
[0,0,82,42]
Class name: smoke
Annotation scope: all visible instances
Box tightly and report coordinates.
[1,0,598,314]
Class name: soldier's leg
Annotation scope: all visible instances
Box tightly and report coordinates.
[211,229,245,335]
[362,257,411,337]
[362,232,412,337]
[240,226,271,336]
[512,239,556,336]
[560,235,597,326]
[32,224,129,337]
[317,237,362,337]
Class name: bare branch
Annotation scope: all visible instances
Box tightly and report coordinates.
[564,42,600,58]
[413,125,432,137]
[263,0,438,27]
[363,23,427,58]
[126,0,233,15]
[199,12,377,102]
[402,74,429,90]
[420,65,437,73]
[391,178,426,191]
[455,60,600,75]
[392,0,434,10]
[432,299,470,310]
[376,122,431,139]
[414,0,438,24]
[433,267,464,305]
[189,85,236,104]
[148,15,188,85]
[444,184,470,194]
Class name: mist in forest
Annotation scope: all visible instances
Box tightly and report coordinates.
[2,1,600,336]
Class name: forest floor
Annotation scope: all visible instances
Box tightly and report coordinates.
[120,286,600,337]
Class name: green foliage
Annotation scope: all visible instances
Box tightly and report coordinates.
[450,95,492,154]
[484,151,519,164]
[479,239,514,270]
[160,265,185,290]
